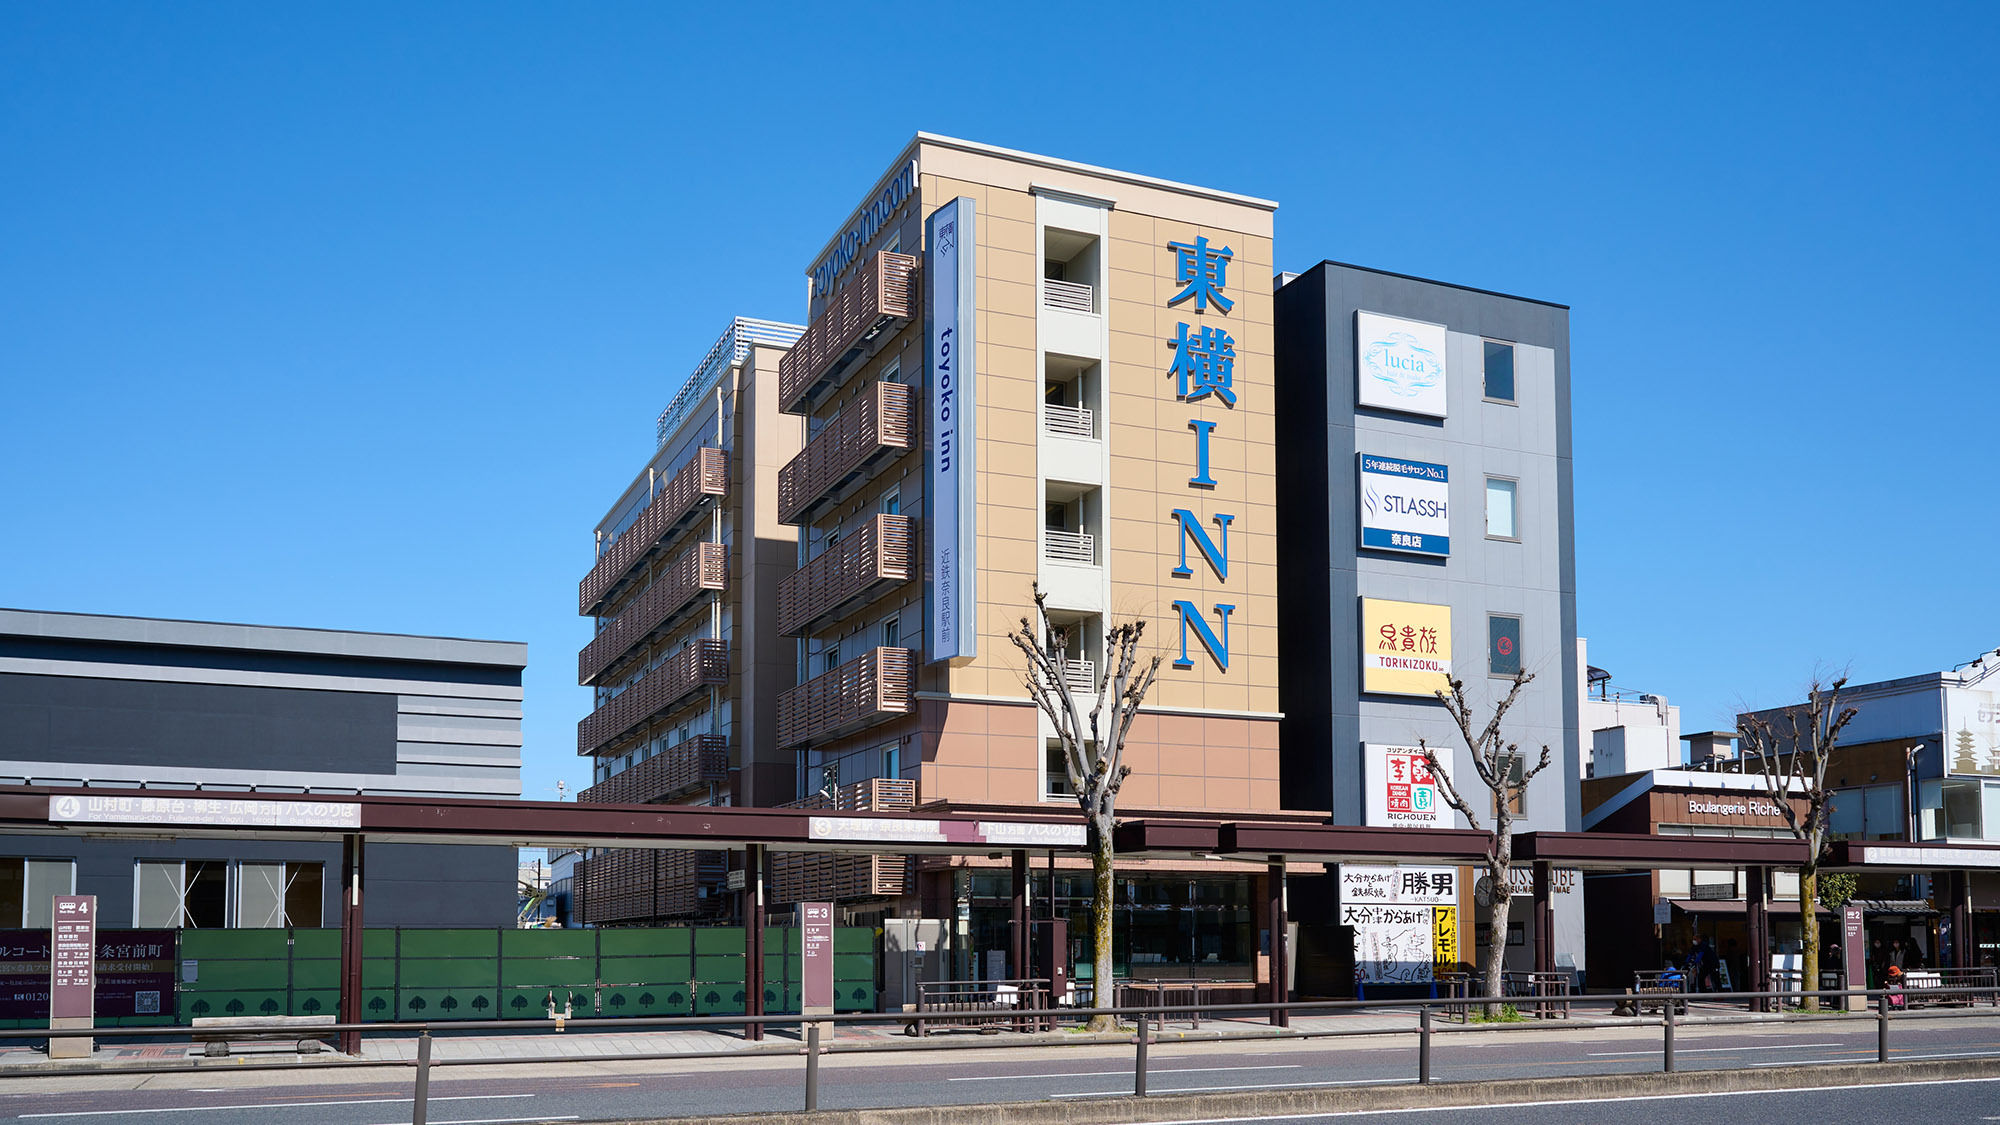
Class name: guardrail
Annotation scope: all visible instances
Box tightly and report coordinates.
[8,986,2000,1120]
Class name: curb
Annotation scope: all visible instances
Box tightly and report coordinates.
[589,1057,2000,1125]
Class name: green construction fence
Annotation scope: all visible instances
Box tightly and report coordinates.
[173,926,877,1024]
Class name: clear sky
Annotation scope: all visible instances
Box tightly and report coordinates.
[3,3,1995,802]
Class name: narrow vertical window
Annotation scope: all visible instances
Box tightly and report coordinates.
[1485,478,1518,540]
[1489,614,1523,677]
[1483,341,1516,403]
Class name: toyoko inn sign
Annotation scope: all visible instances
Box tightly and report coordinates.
[1164,234,1238,671]
[1356,310,1449,418]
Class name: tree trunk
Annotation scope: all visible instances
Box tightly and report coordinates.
[1088,818,1117,1032]
[1483,864,1511,1018]
[1799,866,1820,1013]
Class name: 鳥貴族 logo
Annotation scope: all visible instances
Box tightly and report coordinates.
[1361,332,1445,397]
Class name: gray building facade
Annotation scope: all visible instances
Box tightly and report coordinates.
[1273,262,1581,832]
[0,609,526,928]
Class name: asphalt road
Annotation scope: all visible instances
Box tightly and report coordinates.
[4,1017,2000,1123]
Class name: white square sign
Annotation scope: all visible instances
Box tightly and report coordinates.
[1356,310,1449,418]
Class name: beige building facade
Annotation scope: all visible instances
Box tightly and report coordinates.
[779,135,1281,818]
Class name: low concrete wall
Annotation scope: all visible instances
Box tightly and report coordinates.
[602,1057,2000,1125]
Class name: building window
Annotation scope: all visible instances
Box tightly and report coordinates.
[1493,752,1526,817]
[1489,614,1522,677]
[883,743,901,781]
[1485,477,1518,540]
[0,858,76,928]
[880,360,901,385]
[237,862,325,928]
[1045,740,1077,799]
[821,643,841,676]
[881,616,899,651]
[1483,341,1516,403]
[880,488,900,516]
[136,860,324,928]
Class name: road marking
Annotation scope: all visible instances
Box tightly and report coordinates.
[1112,1073,2000,1123]
[1589,1042,1839,1056]
[359,1118,578,1125]
[20,1094,534,1118]
[1055,1079,1411,1098]
[953,1065,1302,1082]
[1754,1048,2000,1066]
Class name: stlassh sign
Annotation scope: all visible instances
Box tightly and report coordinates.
[1360,598,1452,697]
[927,197,978,662]
[1359,455,1449,557]
[1356,310,1449,418]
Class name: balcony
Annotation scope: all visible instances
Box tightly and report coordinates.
[1062,657,1096,695]
[579,448,727,616]
[577,542,727,687]
[1043,402,1094,439]
[577,640,730,755]
[778,382,915,524]
[776,647,915,751]
[1044,529,1096,565]
[770,779,917,905]
[1042,278,1094,314]
[778,252,918,414]
[777,514,915,637]
[576,736,729,805]
[579,847,726,924]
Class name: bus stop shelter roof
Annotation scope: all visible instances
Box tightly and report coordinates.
[0,785,1089,856]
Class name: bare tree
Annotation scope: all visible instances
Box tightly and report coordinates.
[1418,672,1551,1014]
[1010,585,1160,1032]
[1738,676,1856,1011]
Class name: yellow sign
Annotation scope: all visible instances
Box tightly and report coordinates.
[1360,598,1452,696]
[1432,905,1459,971]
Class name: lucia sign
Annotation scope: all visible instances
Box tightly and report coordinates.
[1356,310,1449,418]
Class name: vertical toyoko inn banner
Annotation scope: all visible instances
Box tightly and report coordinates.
[1355,310,1449,418]
[1360,598,1452,696]
[1359,454,1449,556]
[927,197,978,661]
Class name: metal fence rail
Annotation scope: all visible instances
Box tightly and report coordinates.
[7,986,2000,1121]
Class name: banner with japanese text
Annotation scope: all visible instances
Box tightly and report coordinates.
[0,928,176,1021]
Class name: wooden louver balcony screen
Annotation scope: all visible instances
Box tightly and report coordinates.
[576,639,729,755]
[576,735,728,805]
[577,542,727,687]
[777,252,918,414]
[777,382,915,525]
[579,848,726,924]
[770,779,918,904]
[776,514,914,637]
[775,647,915,751]
[578,448,727,616]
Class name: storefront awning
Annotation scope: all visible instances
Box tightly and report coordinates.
[1849,898,1937,915]
[1669,898,1823,916]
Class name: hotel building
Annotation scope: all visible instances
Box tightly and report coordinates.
[769,135,1290,980]
[573,318,805,924]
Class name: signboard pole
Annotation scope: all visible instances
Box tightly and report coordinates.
[801,902,834,1035]
[1843,905,1866,1012]
[49,895,95,1060]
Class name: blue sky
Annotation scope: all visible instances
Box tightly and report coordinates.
[3,3,1995,800]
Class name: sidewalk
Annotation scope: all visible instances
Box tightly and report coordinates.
[0,1000,1951,1071]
